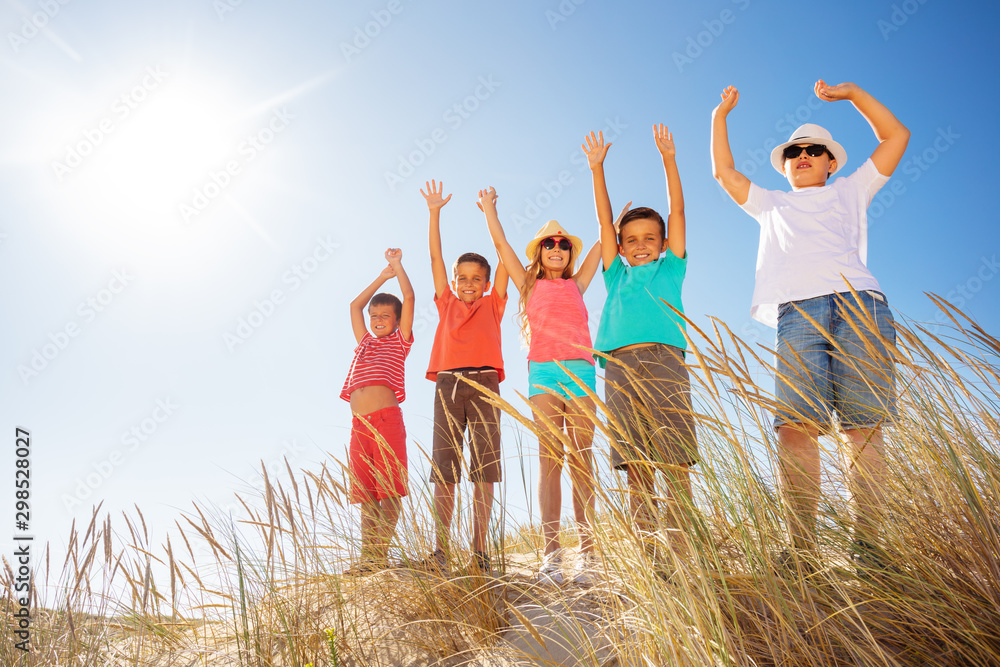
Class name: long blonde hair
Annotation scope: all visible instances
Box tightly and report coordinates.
[517,245,575,344]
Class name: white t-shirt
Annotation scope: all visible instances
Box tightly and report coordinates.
[740,158,890,328]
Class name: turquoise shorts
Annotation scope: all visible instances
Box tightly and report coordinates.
[528,359,596,400]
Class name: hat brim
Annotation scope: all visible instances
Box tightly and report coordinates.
[770,136,848,176]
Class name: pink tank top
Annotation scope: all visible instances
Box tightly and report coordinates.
[525,279,594,364]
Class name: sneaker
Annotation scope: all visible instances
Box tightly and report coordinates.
[468,550,492,574]
[537,549,565,585]
[408,549,449,575]
[572,552,598,586]
[343,558,388,577]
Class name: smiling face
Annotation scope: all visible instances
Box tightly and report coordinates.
[452,261,491,303]
[368,304,399,338]
[618,217,668,266]
[783,144,837,189]
[539,236,573,277]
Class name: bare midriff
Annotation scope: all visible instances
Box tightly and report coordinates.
[349,384,399,417]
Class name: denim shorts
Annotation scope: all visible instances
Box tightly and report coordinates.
[774,291,896,431]
[528,359,596,400]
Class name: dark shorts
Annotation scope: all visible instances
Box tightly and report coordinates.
[774,290,897,431]
[431,370,502,485]
[604,344,697,470]
[349,406,408,503]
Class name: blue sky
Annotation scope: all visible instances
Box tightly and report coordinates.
[3,0,998,573]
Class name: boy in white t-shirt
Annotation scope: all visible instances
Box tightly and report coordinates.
[711,80,909,572]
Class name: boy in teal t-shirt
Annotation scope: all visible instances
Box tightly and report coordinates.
[584,125,697,568]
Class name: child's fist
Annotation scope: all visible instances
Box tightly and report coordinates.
[421,179,452,210]
[814,80,858,103]
[385,247,403,264]
[714,85,739,116]
[477,187,498,212]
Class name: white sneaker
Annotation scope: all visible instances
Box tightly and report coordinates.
[572,552,598,585]
[537,549,565,585]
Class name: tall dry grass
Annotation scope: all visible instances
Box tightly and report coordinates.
[2,298,998,666]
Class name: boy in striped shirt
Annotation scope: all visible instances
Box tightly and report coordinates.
[341,248,415,575]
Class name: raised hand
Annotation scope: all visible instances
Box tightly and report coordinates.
[421,179,452,210]
[714,85,739,116]
[612,201,632,232]
[379,263,396,280]
[582,130,612,169]
[476,186,498,213]
[653,124,675,159]
[385,247,403,265]
[814,80,859,103]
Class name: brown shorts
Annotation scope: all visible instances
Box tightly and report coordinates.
[605,344,697,469]
[431,369,502,484]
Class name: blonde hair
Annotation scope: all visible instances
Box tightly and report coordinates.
[517,244,575,344]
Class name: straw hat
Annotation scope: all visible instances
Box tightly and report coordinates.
[524,220,583,263]
[770,123,848,175]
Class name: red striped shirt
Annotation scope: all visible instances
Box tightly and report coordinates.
[340,329,414,403]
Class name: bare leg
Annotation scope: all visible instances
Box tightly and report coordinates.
[627,462,657,556]
[777,424,821,551]
[842,426,887,543]
[432,482,456,554]
[360,499,381,559]
[531,394,566,556]
[375,496,402,561]
[472,482,495,553]
[565,399,597,554]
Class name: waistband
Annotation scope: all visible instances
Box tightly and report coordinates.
[607,343,685,359]
[437,368,498,376]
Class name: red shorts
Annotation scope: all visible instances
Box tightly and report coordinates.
[349,406,408,503]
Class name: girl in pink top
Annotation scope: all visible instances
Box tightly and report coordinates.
[478,186,603,585]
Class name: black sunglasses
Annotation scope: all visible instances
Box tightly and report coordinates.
[783,144,831,161]
[541,237,572,251]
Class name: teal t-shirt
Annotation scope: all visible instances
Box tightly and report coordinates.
[593,252,688,368]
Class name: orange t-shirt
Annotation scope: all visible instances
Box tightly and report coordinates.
[426,288,506,382]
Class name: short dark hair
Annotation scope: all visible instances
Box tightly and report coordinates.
[618,207,666,245]
[452,252,491,282]
[369,292,402,320]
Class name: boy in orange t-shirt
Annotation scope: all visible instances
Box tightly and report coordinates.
[412,180,508,575]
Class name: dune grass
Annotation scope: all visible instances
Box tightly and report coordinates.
[2,298,999,666]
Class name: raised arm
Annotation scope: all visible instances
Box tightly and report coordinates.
[350,264,395,344]
[711,85,752,206]
[583,131,618,269]
[492,252,509,300]
[477,187,526,290]
[573,240,603,294]
[385,248,415,342]
[815,80,910,177]
[422,179,453,299]
[654,123,686,259]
